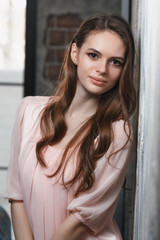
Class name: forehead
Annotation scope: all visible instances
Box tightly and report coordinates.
[81,30,126,56]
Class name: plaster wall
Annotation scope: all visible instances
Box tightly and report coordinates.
[133,0,160,238]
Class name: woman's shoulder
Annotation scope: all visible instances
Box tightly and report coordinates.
[21,95,50,107]
[19,95,50,113]
[15,96,52,135]
[17,96,51,124]
[112,119,131,133]
[111,119,132,145]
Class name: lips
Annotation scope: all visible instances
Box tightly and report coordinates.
[89,76,107,86]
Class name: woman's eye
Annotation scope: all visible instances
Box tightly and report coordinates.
[88,53,98,59]
[111,60,123,66]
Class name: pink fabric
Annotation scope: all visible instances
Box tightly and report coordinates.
[4,96,132,240]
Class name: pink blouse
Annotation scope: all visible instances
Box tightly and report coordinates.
[4,96,132,240]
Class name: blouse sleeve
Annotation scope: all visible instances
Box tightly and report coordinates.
[67,120,132,234]
[4,97,30,201]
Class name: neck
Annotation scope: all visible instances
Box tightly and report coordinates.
[66,82,99,118]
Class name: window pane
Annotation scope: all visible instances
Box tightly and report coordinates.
[0,0,26,83]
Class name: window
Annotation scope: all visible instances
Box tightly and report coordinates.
[0,1,26,238]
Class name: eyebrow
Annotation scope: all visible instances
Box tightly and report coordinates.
[87,48,125,61]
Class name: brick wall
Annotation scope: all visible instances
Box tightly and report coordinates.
[43,13,82,84]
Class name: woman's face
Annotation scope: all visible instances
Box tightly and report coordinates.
[71,30,126,96]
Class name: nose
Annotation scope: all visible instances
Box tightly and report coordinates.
[96,60,107,74]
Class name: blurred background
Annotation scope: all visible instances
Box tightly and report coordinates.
[0,0,160,239]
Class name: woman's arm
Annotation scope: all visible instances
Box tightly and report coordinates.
[51,214,87,240]
[11,201,34,240]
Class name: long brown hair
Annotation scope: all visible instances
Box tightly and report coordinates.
[36,13,136,196]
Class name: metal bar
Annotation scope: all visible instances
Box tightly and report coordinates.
[0,167,8,170]
[0,82,23,86]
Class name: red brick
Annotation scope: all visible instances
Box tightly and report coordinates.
[48,65,61,80]
[47,15,55,28]
[45,49,55,62]
[49,30,65,46]
[57,14,82,28]
[56,48,65,62]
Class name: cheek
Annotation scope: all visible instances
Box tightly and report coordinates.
[111,68,123,81]
[77,59,93,74]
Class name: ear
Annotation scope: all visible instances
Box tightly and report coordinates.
[71,43,79,65]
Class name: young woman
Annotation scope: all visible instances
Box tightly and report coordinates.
[5,13,136,240]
